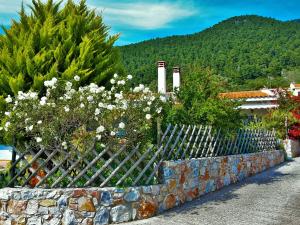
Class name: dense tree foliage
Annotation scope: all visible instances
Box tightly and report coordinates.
[120,16,300,90]
[0,0,123,97]
[164,66,243,130]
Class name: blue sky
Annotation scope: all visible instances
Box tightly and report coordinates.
[0,0,299,45]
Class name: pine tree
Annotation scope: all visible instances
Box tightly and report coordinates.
[0,0,123,96]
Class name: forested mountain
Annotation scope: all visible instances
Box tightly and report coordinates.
[119,15,300,90]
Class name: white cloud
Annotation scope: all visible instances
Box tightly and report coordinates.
[0,0,31,13]
[0,1,197,29]
[93,2,197,30]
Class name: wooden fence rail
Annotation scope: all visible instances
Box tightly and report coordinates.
[7,124,278,188]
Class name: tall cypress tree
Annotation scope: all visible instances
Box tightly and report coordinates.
[0,0,123,96]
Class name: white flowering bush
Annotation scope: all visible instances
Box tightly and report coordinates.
[0,74,164,154]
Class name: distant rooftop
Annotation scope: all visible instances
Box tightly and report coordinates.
[219,90,275,99]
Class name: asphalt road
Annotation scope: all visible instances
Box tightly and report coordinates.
[124,158,300,225]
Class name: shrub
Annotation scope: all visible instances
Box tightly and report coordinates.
[0,0,123,97]
[0,74,164,154]
[164,66,243,130]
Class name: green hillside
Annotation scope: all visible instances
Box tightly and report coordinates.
[119,15,300,90]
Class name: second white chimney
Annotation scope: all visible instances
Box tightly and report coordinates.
[173,66,180,91]
[157,61,167,94]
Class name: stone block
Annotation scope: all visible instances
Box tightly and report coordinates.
[72,189,87,198]
[26,200,38,215]
[163,194,176,210]
[27,217,42,225]
[124,189,140,202]
[137,198,158,219]
[110,205,132,223]
[40,199,56,207]
[94,207,109,225]
[166,179,177,192]
[38,206,49,215]
[7,200,27,215]
[100,192,112,206]
[57,195,68,211]
[63,209,76,225]
[78,197,95,212]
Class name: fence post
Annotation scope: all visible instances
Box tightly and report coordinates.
[157,118,162,146]
[9,138,16,187]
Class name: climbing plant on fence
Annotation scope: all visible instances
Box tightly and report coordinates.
[7,124,277,188]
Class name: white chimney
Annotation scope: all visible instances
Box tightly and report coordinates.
[157,61,167,94]
[173,66,180,91]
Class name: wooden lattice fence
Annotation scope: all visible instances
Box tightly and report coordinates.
[7,124,278,188]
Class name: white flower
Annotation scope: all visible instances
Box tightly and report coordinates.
[0,127,3,131]
[80,103,85,108]
[156,107,162,114]
[95,108,100,116]
[110,131,116,136]
[110,79,116,84]
[127,74,133,80]
[143,107,150,112]
[44,78,57,88]
[35,137,42,143]
[65,82,72,91]
[62,141,67,149]
[100,143,106,148]
[4,122,10,131]
[117,80,125,86]
[5,95,12,103]
[26,125,33,132]
[107,105,114,110]
[40,96,47,106]
[96,126,105,133]
[113,73,118,78]
[139,84,145,90]
[87,96,94,102]
[147,101,152,106]
[119,122,125,129]
[64,106,70,112]
[4,112,10,116]
[96,135,102,140]
[37,120,42,124]
[98,102,105,108]
[29,92,38,99]
[133,87,140,93]
[143,87,150,93]
[160,95,167,102]
[146,114,152,120]
[115,93,123,100]
[74,75,80,81]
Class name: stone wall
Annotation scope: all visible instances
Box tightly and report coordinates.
[283,139,300,158]
[0,150,284,225]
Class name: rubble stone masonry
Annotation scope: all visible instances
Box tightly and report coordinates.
[0,150,284,225]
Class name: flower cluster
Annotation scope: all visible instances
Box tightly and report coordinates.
[0,74,165,153]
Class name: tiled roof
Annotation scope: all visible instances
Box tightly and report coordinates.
[219,91,272,99]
